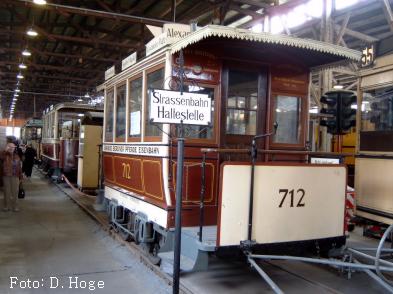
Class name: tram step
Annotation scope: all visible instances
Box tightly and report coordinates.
[158,251,195,275]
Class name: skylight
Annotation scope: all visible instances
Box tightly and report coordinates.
[243,0,359,35]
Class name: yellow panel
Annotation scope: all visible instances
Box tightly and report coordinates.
[355,158,393,221]
[77,125,102,189]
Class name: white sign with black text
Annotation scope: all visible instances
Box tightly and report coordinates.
[105,66,115,80]
[121,52,137,71]
[145,24,191,56]
[149,89,211,125]
[310,157,340,164]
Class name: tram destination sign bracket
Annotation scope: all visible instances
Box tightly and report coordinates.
[149,89,211,126]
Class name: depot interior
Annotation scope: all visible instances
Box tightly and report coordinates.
[1,0,393,293]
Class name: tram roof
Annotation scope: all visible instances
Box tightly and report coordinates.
[171,25,361,69]
[43,102,104,116]
[23,118,43,128]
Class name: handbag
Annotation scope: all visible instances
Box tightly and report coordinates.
[18,182,25,199]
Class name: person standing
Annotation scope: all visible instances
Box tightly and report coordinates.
[22,144,36,177]
[2,136,22,212]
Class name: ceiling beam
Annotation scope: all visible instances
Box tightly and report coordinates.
[0,28,138,50]
[333,24,378,43]
[232,0,271,9]
[8,0,172,26]
[0,71,90,82]
[0,61,101,74]
[230,4,264,19]
[335,12,350,45]
[27,47,118,63]
[382,0,393,31]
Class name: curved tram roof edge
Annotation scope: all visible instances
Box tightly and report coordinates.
[170,25,362,64]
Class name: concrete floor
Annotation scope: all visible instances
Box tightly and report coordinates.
[1,170,391,294]
[180,231,390,294]
[0,171,171,294]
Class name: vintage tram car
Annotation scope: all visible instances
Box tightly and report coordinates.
[102,25,360,269]
[355,36,393,225]
[21,118,43,161]
[41,103,103,178]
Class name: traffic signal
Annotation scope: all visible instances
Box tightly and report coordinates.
[340,91,357,132]
[319,90,357,135]
[320,92,339,134]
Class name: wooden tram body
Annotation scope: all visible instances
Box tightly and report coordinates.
[355,39,393,225]
[102,25,360,267]
[21,118,43,160]
[41,103,103,177]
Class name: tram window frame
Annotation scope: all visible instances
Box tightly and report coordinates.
[104,88,115,143]
[127,75,143,142]
[223,65,267,145]
[42,117,47,139]
[270,93,306,149]
[49,112,55,139]
[115,82,127,142]
[144,65,165,142]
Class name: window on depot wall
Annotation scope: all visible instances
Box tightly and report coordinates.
[129,77,142,139]
[115,84,126,141]
[145,68,164,138]
[105,89,114,142]
[272,95,302,145]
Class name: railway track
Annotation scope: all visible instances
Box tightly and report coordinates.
[41,171,194,294]
[40,170,388,294]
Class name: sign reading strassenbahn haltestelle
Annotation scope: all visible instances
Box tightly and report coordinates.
[149,89,211,125]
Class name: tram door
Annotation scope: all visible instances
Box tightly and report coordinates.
[221,66,268,160]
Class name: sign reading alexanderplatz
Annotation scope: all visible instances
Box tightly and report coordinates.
[149,89,211,126]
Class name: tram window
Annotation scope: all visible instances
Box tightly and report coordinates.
[129,77,142,139]
[115,84,126,140]
[272,95,302,144]
[58,112,80,139]
[145,68,164,137]
[105,89,114,142]
[49,113,55,138]
[226,70,258,135]
[171,84,215,139]
[361,86,393,132]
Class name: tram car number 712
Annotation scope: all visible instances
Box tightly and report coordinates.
[101,25,360,270]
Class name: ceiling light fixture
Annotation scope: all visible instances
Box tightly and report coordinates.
[22,49,31,57]
[15,89,20,92]
[19,63,27,69]
[77,98,83,102]
[14,94,19,97]
[27,28,38,37]
[17,73,24,79]
[84,93,90,98]
[333,80,344,90]
[33,0,47,4]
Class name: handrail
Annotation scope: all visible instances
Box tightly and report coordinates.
[200,148,354,157]
[199,151,206,242]
[200,148,249,154]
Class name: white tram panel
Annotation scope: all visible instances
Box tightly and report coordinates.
[219,164,346,246]
[105,186,168,228]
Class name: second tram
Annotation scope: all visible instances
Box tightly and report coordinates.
[21,118,43,161]
[355,36,393,225]
[41,103,103,178]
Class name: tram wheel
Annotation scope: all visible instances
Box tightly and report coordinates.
[147,243,161,265]
[120,211,133,242]
[134,224,140,245]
